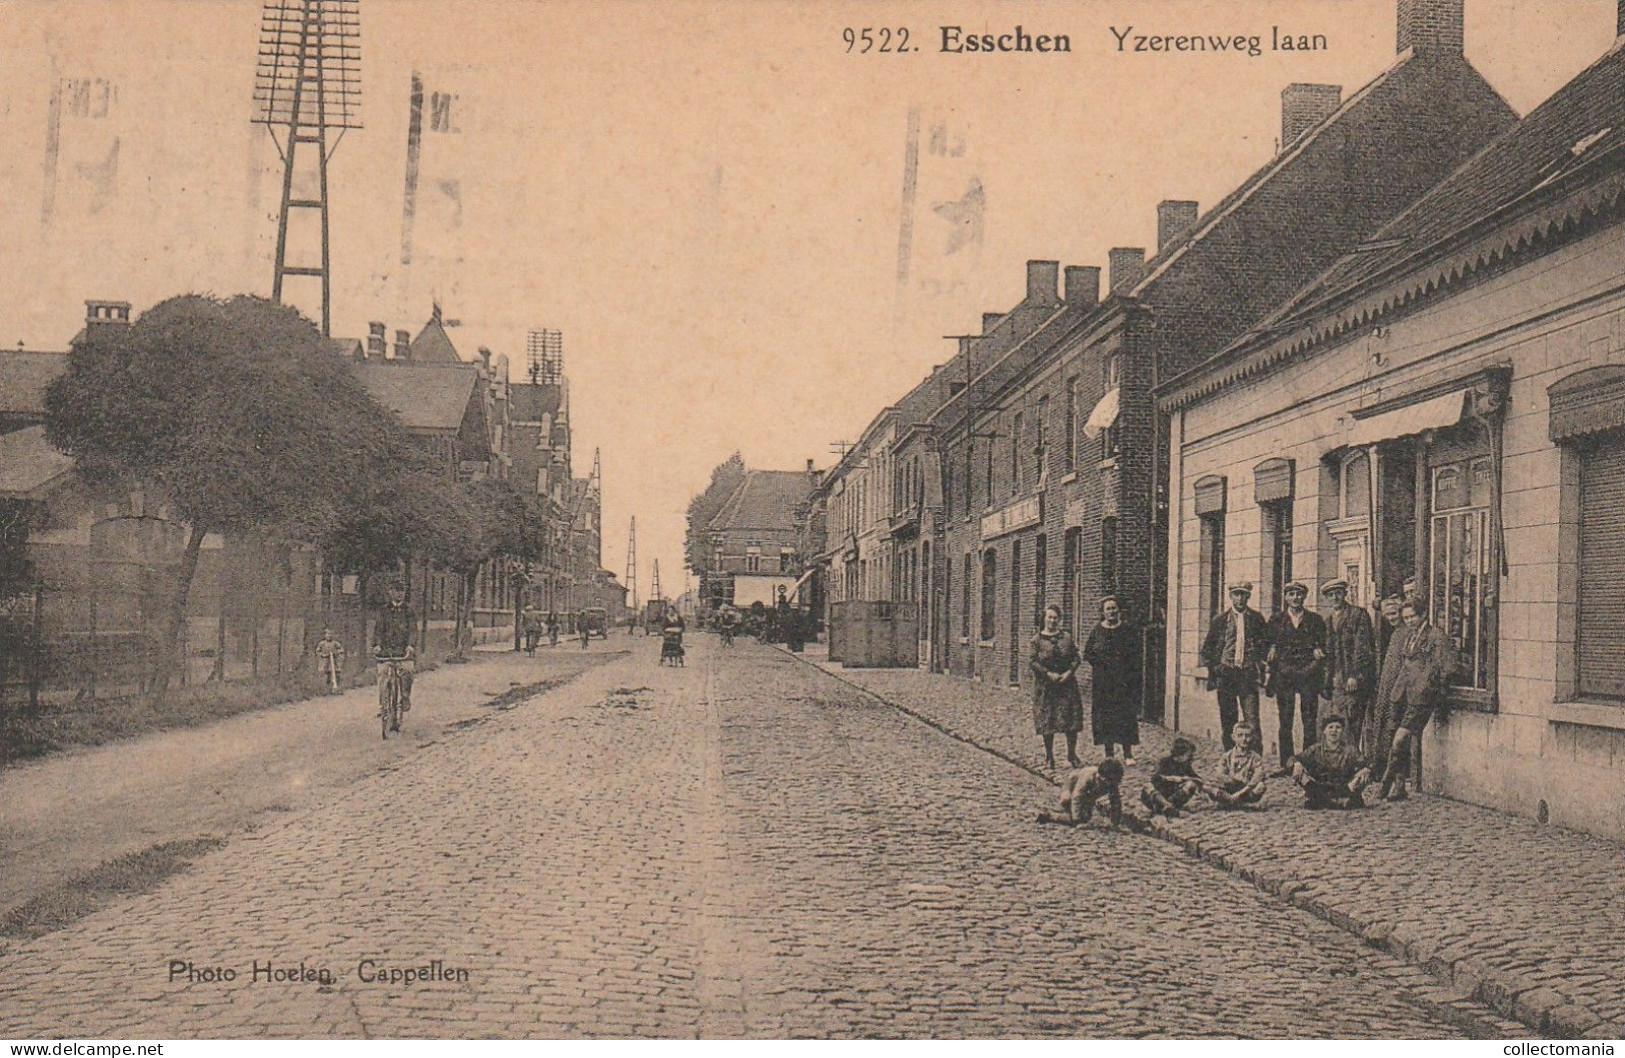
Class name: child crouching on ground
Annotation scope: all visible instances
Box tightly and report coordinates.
[1208,722,1267,808]
[1142,738,1202,818]
[1038,758,1125,829]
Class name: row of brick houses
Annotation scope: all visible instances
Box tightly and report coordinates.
[0,299,623,695]
[810,0,1625,840]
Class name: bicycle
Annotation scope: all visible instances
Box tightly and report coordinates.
[376,655,410,739]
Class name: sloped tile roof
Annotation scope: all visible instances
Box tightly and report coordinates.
[0,426,74,498]
[409,314,464,364]
[710,470,812,533]
[0,351,70,417]
[1266,42,1625,325]
[353,362,480,431]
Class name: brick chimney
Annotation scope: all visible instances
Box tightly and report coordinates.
[1281,84,1342,150]
[393,328,412,361]
[1025,260,1060,305]
[982,312,1003,334]
[1108,247,1146,293]
[1396,0,1463,55]
[1156,200,1200,251]
[1064,265,1100,308]
[478,346,493,374]
[366,321,387,359]
[84,299,131,334]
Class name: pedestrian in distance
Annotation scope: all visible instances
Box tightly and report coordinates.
[1030,603,1084,770]
[1200,582,1267,752]
[1265,581,1326,770]
[522,606,543,655]
[1083,596,1140,766]
[1141,737,1202,818]
[315,627,346,694]
[1321,579,1377,749]
[1373,598,1459,802]
[1289,715,1371,809]
[1208,721,1267,809]
[1037,758,1125,829]
[548,611,560,648]
[579,610,591,650]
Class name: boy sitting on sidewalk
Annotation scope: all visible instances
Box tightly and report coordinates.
[1289,716,1372,809]
[1142,738,1202,818]
[1038,759,1125,829]
[1208,722,1267,808]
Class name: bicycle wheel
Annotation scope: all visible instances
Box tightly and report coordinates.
[379,674,395,739]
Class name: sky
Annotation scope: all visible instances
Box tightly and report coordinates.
[0,0,1616,596]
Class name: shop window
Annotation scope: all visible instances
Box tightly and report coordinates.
[1062,527,1081,631]
[1009,539,1023,684]
[980,549,997,642]
[1103,355,1122,459]
[963,551,974,642]
[1101,516,1119,596]
[1035,396,1049,483]
[1429,456,1494,691]
[1011,412,1024,494]
[1194,475,1227,619]
[1033,534,1048,628]
[1065,377,1078,473]
[1577,441,1625,699]
[1261,501,1293,615]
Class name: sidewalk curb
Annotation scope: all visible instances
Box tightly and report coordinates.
[779,646,1613,1041]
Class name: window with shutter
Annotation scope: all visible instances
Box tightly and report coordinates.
[1579,442,1625,700]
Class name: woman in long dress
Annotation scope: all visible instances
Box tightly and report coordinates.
[1030,604,1084,769]
[1083,596,1141,765]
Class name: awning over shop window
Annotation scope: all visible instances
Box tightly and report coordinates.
[1194,475,1227,516]
[790,566,817,601]
[1550,365,1625,441]
[1343,389,1467,448]
[1081,387,1121,439]
[1253,458,1294,504]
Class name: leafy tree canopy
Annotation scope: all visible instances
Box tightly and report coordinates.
[44,294,397,542]
[685,452,745,574]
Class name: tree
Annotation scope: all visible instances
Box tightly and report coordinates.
[44,294,396,697]
[418,476,546,661]
[684,452,745,593]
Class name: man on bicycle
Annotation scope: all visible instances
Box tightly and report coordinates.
[374,580,417,727]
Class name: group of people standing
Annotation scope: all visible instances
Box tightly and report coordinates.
[522,606,590,653]
[1030,576,1460,820]
[1200,577,1458,802]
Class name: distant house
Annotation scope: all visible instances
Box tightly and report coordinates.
[709,469,815,610]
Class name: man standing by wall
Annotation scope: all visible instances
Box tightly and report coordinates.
[1322,579,1377,746]
[1201,583,1266,751]
[1266,582,1326,768]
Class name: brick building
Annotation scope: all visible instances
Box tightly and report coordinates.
[708,468,816,611]
[927,0,1514,711]
[1159,3,1625,838]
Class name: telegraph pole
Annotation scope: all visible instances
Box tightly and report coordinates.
[253,0,361,336]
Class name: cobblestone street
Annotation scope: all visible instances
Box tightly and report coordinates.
[0,638,1480,1038]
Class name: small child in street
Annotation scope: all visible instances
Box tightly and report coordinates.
[315,627,346,694]
[1291,715,1372,809]
[1142,738,1202,818]
[1038,758,1125,829]
[1208,722,1268,809]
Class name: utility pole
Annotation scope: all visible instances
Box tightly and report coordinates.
[625,516,639,611]
[253,0,361,336]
